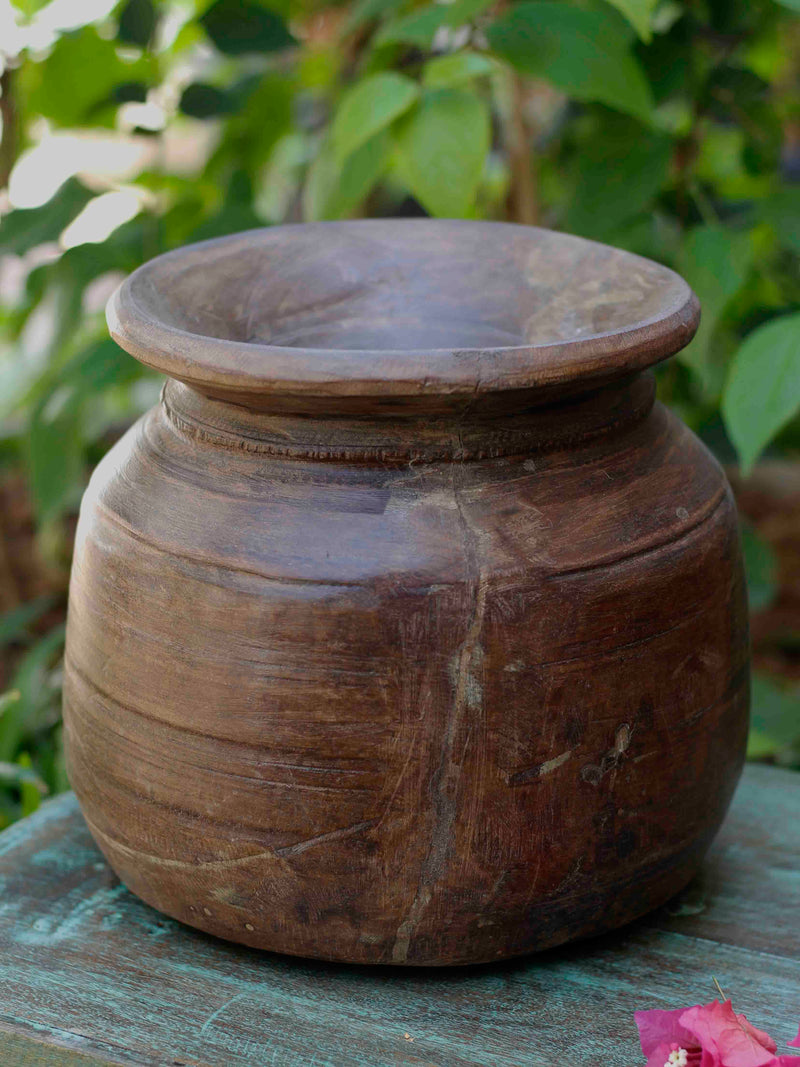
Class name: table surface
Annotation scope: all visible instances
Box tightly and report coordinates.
[0,763,798,1067]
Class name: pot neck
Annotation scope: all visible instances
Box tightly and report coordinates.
[161,373,656,465]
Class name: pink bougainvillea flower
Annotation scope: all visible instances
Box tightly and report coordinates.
[636,1000,800,1067]
[635,1006,705,1066]
[789,1026,800,1051]
[680,1001,776,1066]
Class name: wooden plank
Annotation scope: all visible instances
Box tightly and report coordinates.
[0,1022,160,1067]
[0,765,799,1066]
[649,761,800,960]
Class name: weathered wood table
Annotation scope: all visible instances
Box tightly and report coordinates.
[0,763,798,1067]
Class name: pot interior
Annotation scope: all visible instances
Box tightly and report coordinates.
[128,220,689,354]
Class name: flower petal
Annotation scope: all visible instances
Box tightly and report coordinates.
[637,1009,702,1057]
[680,1001,777,1067]
[788,1024,800,1050]
[735,1014,777,1055]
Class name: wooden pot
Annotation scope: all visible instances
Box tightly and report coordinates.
[64,220,749,966]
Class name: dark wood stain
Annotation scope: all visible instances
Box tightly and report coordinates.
[63,220,749,966]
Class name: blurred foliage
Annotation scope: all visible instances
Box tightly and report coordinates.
[748,672,800,766]
[1,0,800,822]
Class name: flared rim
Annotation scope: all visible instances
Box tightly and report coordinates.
[107,219,700,404]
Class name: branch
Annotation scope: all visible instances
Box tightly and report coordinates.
[505,73,539,226]
[0,66,19,191]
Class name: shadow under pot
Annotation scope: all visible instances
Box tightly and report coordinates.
[63,219,749,966]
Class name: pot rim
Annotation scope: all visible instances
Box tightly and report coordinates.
[107,219,700,405]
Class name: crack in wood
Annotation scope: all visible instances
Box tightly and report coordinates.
[391,482,488,963]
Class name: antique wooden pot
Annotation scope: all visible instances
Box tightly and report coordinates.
[63,220,749,966]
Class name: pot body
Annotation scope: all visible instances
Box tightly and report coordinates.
[64,372,749,966]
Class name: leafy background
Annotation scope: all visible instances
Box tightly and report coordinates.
[0,0,799,824]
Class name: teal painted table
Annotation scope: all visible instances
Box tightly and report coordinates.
[0,764,798,1067]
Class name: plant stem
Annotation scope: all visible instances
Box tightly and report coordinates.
[506,73,539,226]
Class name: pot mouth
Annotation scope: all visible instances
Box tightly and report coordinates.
[107,219,699,408]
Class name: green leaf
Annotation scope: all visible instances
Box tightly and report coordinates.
[748,673,800,760]
[377,0,493,45]
[677,226,752,392]
[444,0,495,24]
[486,2,654,121]
[201,0,296,55]
[423,52,494,88]
[16,753,45,816]
[565,118,672,238]
[747,726,777,760]
[187,200,263,241]
[0,692,21,720]
[722,312,800,474]
[343,0,403,35]
[740,520,778,613]
[0,179,94,256]
[376,5,446,46]
[304,130,390,221]
[332,72,418,164]
[18,337,139,426]
[759,188,800,256]
[189,203,264,242]
[26,403,84,523]
[25,28,148,127]
[603,0,658,41]
[180,82,235,118]
[118,0,156,46]
[188,172,264,241]
[0,754,48,807]
[0,597,57,647]
[9,0,50,14]
[211,72,294,175]
[3,220,155,401]
[0,625,65,762]
[774,0,800,10]
[63,338,139,398]
[395,88,490,217]
[112,81,149,103]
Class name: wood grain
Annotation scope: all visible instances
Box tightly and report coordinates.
[63,220,747,966]
[1,766,799,1067]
